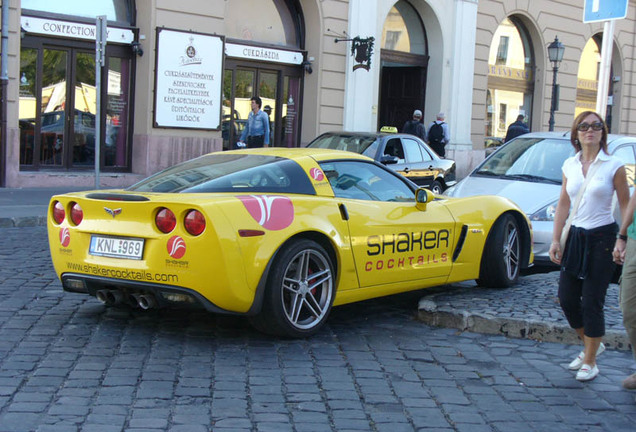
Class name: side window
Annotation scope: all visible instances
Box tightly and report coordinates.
[384,138,405,163]
[320,161,414,202]
[402,138,424,163]
[418,143,434,162]
[613,145,636,186]
[361,139,380,158]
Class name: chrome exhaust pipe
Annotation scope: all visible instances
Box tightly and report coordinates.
[105,290,123,305]
[96,289,109,304]
[97,289,124,305]
[127,293,141,308]
[137,294,157,310]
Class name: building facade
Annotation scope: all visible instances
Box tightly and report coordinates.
[1,0,635,187]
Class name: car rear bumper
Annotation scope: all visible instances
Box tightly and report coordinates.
[61,273,243,315]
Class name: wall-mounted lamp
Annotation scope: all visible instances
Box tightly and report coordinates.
[301,58,313,74]
[20,27,27,39]
[131,41,144,57]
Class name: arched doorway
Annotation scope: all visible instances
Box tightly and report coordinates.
[575,35,620,132]
[222,0,305,149]
[485,17,535,139]
[378,0,429,132]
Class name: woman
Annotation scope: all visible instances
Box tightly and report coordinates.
[549,111,629,382]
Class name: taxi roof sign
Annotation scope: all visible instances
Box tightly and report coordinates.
[380,126,397,133]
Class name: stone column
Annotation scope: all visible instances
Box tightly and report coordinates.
[446,0,479,177]
[343,0,380,132]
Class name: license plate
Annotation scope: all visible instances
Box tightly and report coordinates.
[89,235,144,260]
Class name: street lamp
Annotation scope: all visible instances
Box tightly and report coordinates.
[547,36,565,131]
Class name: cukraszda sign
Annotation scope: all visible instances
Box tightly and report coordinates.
[154,28,223,130]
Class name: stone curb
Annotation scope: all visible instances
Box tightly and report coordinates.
[417,298,632,351]
[0,216,47,228]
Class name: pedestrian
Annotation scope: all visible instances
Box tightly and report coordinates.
[402,109,425,140]
[263,104,274,145]
[612,191,636,397]
[238,96,270,148]
[425,112,450,158]
[504,114,529,142]
[548,111,629,382]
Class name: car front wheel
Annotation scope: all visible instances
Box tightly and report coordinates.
[429,180,443,194]
[250,239,335,338]
[477,214,520,288]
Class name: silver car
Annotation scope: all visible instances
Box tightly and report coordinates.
[445,132,636,267]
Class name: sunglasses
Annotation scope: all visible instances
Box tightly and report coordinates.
[577,121,604,132]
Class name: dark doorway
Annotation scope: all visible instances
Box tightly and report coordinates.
[378,50,428,132]
[222,60,303,150]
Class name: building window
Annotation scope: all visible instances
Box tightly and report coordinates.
[19,41,133,170]
[225,0,302,48]
[499,103,507,131]
[496,36,509,65]
[21,0,134,25]
[486,17,535,140]
[384,31,401,51]
[19,0,135,171]
[381,0,427,55]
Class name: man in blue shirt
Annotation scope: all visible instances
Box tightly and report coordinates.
[239,96,270,148]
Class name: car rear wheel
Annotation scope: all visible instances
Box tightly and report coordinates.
[477,214,520,288]
[250,239,335,338]
[429,180,443,194]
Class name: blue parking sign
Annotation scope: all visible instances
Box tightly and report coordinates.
[583,0,629,23]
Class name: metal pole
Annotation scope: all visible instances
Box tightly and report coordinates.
[596,20,615,116]
[0,0,9,187]
[95,16,107,189]
[548,66,558,131]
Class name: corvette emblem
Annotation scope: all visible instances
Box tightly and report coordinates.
[104,207,122,218]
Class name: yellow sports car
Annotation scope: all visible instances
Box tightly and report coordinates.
[48,148,533,337]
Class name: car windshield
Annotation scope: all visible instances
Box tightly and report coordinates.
[127,154,316,194]
[309,134,378,155]
[474,137,575,183]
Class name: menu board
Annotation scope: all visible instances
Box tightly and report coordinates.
[154,28,223,130]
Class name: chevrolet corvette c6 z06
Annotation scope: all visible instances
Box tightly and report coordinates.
[48,148,533,337]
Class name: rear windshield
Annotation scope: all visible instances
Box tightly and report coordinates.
[475,137,575,183]
[309,133,378,155]
[127,154,316,194]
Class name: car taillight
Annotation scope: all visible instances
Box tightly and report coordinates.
[52,201,65,224]
[184,210,206,236]
[155,208,176,233]
[70,202,83,225]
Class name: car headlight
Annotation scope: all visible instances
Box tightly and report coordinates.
[530,201,557,221]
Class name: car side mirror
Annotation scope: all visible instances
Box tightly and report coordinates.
[380,154,399,165]
[415,187,434,211]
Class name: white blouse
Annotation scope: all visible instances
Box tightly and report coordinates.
[562,150,623,230]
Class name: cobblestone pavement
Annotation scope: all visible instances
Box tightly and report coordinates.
[0,227,635,432]
[418,271,629,351]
